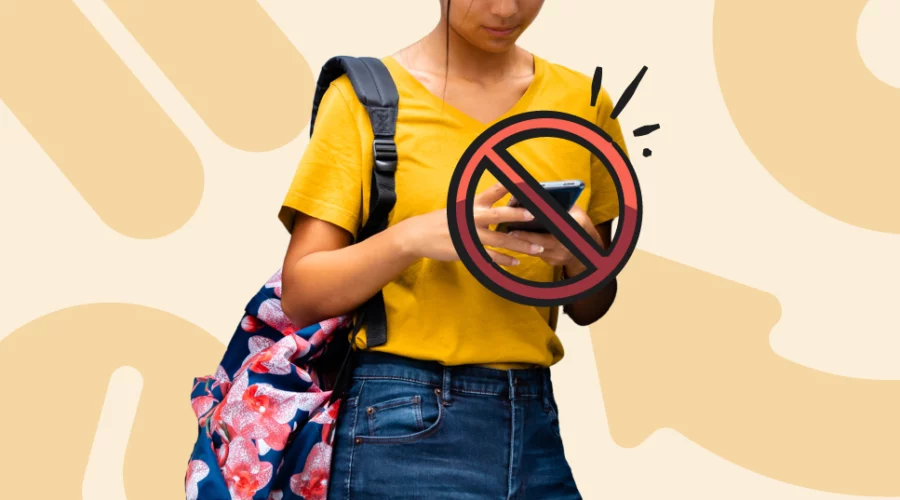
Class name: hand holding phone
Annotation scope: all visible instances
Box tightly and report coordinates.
[399,181,549,267]
[496,180,585,234]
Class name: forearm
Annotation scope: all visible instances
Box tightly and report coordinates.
[562,258,617,325]
[282,220,420,328]
[562,219,617,325]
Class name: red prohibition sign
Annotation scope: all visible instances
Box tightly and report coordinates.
[446,110,643,307]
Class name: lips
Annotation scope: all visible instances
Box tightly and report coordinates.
[484,26,517,36]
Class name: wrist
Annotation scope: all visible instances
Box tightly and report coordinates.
[392,217,422,261]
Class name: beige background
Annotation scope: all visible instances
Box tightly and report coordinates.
[1,0,898,498]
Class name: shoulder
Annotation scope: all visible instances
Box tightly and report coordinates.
[314,74,370,133]
[325,55,399,110]
[542,58,592,91]
[537,55,615,121]
[321,74,355,108]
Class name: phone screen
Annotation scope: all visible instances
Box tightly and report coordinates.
[498,180,585,233]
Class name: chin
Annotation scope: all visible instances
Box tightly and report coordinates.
[472,36,519,53]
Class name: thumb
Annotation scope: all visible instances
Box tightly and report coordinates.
[474,181,510,207]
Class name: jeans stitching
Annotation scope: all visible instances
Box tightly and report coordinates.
[345,379,364,500]
[352,375,439,387]
[352,376,541,398]
[454,388,500,396]
[507,397,516,499]
[365,395,419,435]
[548,394,562,439]
[356,389,446,445]
[414,395,424,430]
[367,396,420,412]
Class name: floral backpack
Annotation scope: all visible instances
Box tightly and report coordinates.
[184,55,400,500]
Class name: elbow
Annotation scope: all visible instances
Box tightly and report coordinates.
[280,290,303,329]
[281,282,318,330]
[570,309,607,327]
[282,264,352,329]
[282,280,344,330]
[571,315,590,327]
[569,280,618,327]
[281,256,327,329]
[570,310,599,327]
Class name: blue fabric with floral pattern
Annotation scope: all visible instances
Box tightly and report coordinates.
[185,267,352,500]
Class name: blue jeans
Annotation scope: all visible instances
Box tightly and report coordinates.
[326,351,582,499]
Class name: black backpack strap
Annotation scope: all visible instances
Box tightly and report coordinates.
[309,55,397,352]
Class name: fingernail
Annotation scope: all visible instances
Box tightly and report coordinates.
[524,211,534,220]
[511,258,520,266]
[509,231,520,238]
[531,244,544,253]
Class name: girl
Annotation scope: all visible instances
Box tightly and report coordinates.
[278,1,628,498]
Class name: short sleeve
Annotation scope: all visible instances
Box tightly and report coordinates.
[278,80,363,237]
[587,88,630,226]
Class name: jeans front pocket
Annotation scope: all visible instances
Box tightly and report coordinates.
[353,379,445,445]
[365,395,424,436]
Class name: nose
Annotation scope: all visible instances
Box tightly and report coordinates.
[489,0,519,19]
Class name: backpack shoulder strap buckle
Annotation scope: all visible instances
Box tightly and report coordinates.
[372,137,398,173]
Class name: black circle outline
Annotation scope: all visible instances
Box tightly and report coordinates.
[446,110,643,307]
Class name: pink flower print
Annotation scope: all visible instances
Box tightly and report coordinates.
[223,436,273,500]
[217,440,229,468]
[308,329,330,350]
[244,337,280,374]
[216,371,331,453]
[290,333,312,358]
[241,315,263,333]
[264,269,283,298]
[268,491,284,500]
[241,385,293,450]
[319,316,343,336]
[212,364,232,394]
[307,368,322,390]
[185,460,209,500]
[295,365,313,384]
[243,335,307,376]
[308,315,349,348]
[310,400,340,426]
[257,298,296,335]
[191,395,216,420]
[290,442,332,500]
[314,400,341,442]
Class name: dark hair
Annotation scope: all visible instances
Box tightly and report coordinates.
[439,1,473,122]
[441,0,451,110]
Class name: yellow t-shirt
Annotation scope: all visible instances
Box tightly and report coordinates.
[278,53,628,369]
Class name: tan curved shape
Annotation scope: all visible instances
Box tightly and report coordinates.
[713,0,900,234]
[104,0,315,152]
[0,304,225,499]
[0,0,204,240]
[591,250,900,496]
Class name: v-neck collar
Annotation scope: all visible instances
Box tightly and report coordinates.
[383,52,546,129]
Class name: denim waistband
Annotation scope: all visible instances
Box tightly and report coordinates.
[351,351,554,401]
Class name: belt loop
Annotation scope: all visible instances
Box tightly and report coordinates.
[507,370,516,401]
[440,367,452,406]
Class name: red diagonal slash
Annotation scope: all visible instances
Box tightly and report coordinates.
[447,110,642,306]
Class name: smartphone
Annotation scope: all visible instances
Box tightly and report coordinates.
[496,180,585,234]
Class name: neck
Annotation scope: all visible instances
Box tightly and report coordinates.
[415,19,529,84]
